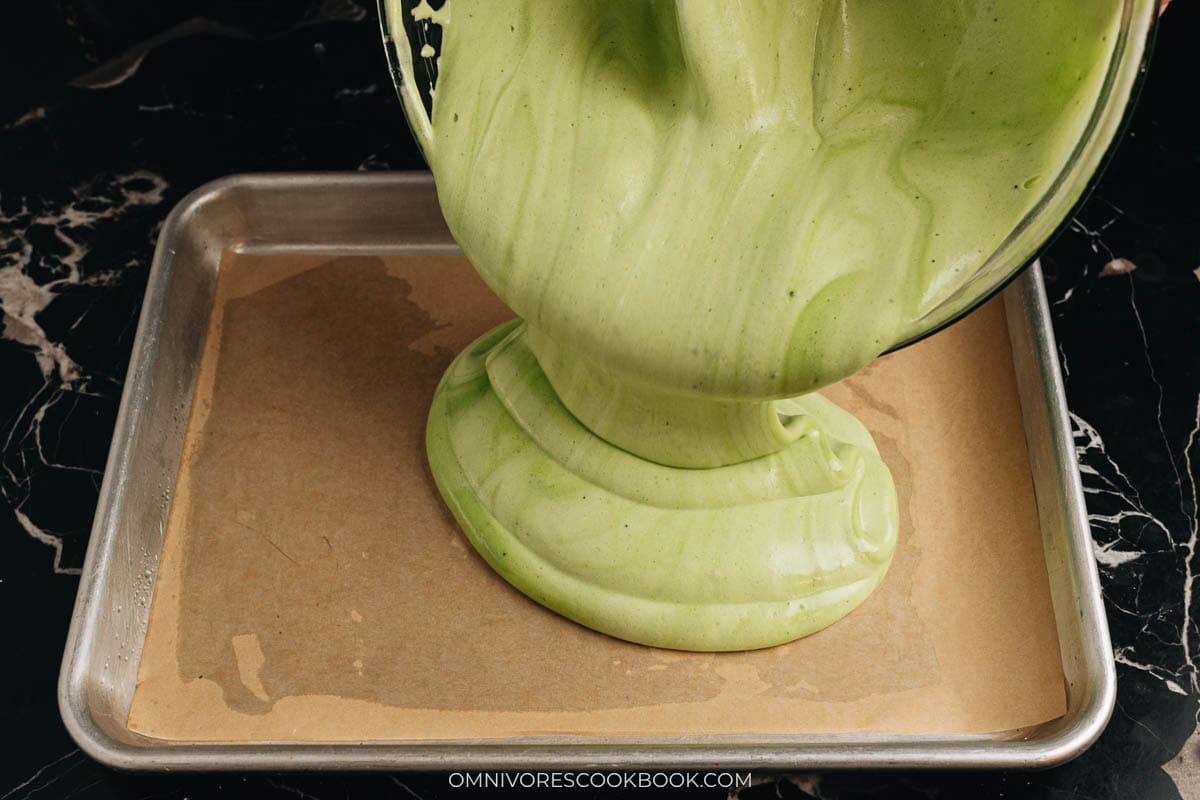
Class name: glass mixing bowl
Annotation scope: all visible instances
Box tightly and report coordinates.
[378,0,1157,351]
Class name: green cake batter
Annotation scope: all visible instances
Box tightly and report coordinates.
[384,0,1128,650]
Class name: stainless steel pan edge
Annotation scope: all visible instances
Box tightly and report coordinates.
[57,172,1116,771]
[1001,261,1118,762]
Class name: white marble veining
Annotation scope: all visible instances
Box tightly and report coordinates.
[0,169,167,573]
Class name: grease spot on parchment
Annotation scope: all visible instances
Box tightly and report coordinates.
[231,633,271,704]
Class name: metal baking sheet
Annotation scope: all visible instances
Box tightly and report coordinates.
[58,172,1115,771]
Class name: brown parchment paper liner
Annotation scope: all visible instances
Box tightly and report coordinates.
[127,252,1065,741]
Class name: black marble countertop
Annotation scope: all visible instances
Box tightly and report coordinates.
[2,2,1197,798]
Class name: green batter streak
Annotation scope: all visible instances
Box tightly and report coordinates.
[386,0,1122,650]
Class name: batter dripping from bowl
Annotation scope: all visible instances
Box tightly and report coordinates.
[380,0,1148,650]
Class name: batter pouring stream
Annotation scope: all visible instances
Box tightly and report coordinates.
[385,0,1123,649]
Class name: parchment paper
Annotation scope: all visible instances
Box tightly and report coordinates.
[127,252,1065,741]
